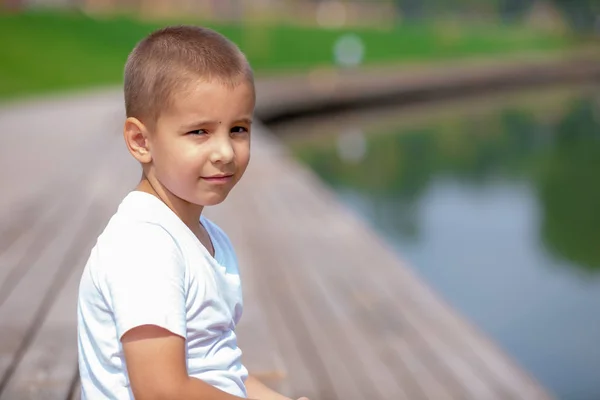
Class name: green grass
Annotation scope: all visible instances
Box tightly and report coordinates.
[0,10,577,100]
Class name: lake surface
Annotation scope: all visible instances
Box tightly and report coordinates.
[279,85,600,400]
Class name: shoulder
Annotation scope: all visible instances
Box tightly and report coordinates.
[101,218,181,254]
[94,218,185,280]
[80,219,188,317]
[99,191,186,256]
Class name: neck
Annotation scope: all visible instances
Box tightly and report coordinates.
[136,175,204,232]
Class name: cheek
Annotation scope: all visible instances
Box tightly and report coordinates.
[153,140,204,178]
[234,141,251,168]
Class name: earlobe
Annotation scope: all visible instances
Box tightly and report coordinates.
[124,117,152,164]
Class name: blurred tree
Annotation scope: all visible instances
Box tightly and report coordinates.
[393,0,425,19]
[549,0,600,32]
[536,98,600,271]
[498,0,535,22]
[393,0,520,20]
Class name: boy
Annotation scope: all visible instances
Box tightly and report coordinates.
[77,25,308,400]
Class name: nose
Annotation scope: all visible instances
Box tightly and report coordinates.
[209,133,235,165]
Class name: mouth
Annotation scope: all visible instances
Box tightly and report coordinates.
[201,174,234,184]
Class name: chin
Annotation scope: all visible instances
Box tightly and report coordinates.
[199,193,230,207]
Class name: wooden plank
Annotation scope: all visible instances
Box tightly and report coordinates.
[0,92,122,223]
[210,198,320,400]
[280,157,530,399]
[0,91,133,399]
[259,190,410,400]
[0,200,106,400]
[285,182,468,400]
[273,170,471,399]
[0,193,95,392]
[0,199,47,255]
[0,254,86,400]
[285,168,470,398]
[280,144,545,399]
[398,269,551,399]
[0,199,63,295]
[0,122,123,299]
[274,179,461,400]
[206,205,291,395]
[241,209,360,400]
[327,247,473,399]
[291,190,494,399]
[0,137,136,399]
[336,222,540,399]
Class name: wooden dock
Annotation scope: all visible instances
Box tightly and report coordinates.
[0,89,554,399]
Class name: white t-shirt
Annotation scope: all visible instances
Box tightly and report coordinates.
[77,191,248,399]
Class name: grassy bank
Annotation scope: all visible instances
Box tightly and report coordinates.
[0,10,578,100]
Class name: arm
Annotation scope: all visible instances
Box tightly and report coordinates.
[122,325,256,400]
[245,375,290,400]
[245,375,309,400]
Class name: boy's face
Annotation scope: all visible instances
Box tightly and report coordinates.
[146,79,255,207]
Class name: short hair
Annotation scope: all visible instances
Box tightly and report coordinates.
[124,25,254,125]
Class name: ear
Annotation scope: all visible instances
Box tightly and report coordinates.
[124,117,152,164]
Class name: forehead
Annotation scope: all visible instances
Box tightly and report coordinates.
[163,79,255,122]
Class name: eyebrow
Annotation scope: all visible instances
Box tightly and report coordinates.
[182,117,253,130]
[234,118,253,126]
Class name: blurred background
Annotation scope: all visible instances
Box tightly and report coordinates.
[1,0,599,98]
[1,1,599,400]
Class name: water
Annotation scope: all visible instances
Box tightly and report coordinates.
[280,86,600,400]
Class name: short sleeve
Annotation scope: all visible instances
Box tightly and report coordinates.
[101,223,187,340]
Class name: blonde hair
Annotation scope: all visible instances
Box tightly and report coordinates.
[124,25,254,125]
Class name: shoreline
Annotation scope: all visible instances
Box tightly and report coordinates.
[255,48,600,126]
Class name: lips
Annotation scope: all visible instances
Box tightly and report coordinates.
[202,174,233,179]
[201,174,234,184]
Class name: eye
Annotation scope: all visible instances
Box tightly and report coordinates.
[187,129,207,135]
[231,126,249,135]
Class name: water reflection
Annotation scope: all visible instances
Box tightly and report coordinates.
[289,90,600,272]
[537,99,600,273]
[282,86,600,400]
